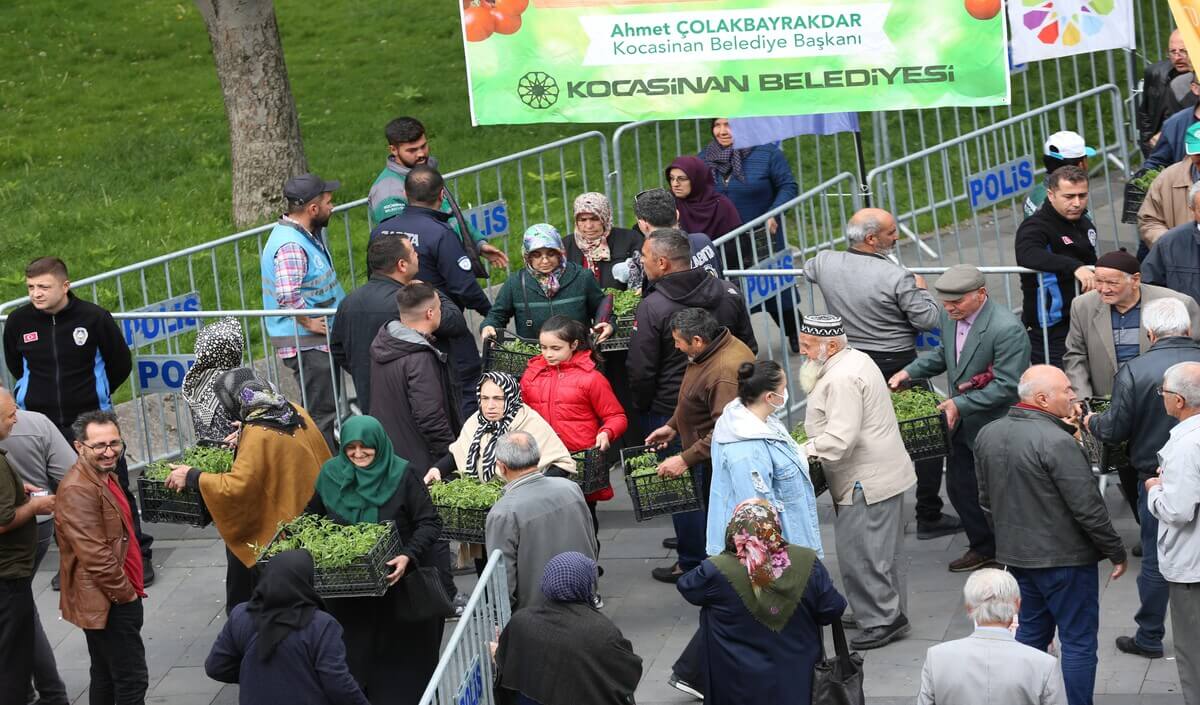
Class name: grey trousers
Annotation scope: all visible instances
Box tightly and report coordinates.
[31,520,68,705]
[834,487,907,629]
[1171,582,1200,705]
[282,349,337,451]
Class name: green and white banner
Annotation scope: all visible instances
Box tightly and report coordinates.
[459,0,1010,125]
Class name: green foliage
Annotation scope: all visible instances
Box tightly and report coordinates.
[257,514,389,569]
[605,288,641,317]
[141,444,233,481]
[499,339,539,356]
[429,477,504,510]
[791,426,808,445]
[890,387,943,421]
[625,451,692,495]
[1088,397,1111,413]
[1131,169,1161,192]
[625,452,660,476]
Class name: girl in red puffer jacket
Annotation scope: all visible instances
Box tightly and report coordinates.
[521,315,628,545]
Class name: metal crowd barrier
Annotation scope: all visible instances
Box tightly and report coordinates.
[418,549,511,705]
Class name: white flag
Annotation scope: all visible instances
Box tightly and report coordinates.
[1009,0,1135,63]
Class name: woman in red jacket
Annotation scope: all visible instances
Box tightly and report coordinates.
[521,316,628,557]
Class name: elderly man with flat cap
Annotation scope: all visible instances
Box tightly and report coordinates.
[800,314,916,650]
[890,265,1031,573]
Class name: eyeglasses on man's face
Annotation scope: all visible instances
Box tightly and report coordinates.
[81,440,125,454]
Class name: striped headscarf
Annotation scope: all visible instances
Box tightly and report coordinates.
[466,371,523,482]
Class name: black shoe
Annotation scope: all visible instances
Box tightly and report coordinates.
[850,614,911,650]
[840,613,857,629]
[948,550,996,573]
[1115,635,1163,659]
[651,563,685,584]
[143,560,156,587]
[1132,543,1144,558]
[50,572,60,591]
[662,537,679,550]
[667,674,703,700]
[917,514,963,540]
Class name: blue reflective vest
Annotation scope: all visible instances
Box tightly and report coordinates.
[260,221,346,347]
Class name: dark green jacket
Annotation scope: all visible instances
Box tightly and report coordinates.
[481,262,612,339]
[903,299,1031,448]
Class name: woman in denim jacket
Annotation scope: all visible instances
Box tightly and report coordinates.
[707,360,822,557]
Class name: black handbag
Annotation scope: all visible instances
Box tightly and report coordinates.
[811,621,865,705]
[391,566,456,622]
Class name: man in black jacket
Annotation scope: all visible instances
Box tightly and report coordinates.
[1085,297,1200,660]
[1015,165,1099,367]
[370,166,489,415]
[330,235,468,415]
[2,257,153,586]
[370,283,461,472]
[1138,30,1195,157]
[975,364,1126,705]
[627,229,757,425]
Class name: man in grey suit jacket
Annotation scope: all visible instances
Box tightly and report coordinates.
[890,265,1032,572]
[918,568,1067,704]
[1064,249,1200,399]
[485,431,597,611]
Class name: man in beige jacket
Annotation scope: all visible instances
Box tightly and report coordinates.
[1138,122,1200,248]
[801,314,916,650]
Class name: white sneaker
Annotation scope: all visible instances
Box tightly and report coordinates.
[668,674,703,700]
[591,593,604,609]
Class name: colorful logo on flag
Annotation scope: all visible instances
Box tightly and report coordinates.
[1021,0,1116,47]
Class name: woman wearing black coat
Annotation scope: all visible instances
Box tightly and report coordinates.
[305,415,447,705]
[563,192,643,291]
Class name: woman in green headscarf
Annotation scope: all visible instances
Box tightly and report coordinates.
[306,415,446,705]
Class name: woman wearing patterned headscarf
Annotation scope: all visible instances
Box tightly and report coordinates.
[480,223,614,342]
[181,317,244,441]
[668,500,846,705]
[166,368,331,613]
[563,192,644,291]
[494,551,643,705]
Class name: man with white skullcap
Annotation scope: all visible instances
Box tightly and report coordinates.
[799,314,916,650]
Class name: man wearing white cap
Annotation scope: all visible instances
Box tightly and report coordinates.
[1139,121,1200,249]
[1022,130,1096,220]
[799,314,916,650]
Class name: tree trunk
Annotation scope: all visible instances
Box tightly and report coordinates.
[195,0,307,228]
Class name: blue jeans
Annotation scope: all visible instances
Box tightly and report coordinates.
[1135,482,1169,652]
[1013,564,1100,705]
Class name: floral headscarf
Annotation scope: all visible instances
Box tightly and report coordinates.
[572,193,614,272]
[724,499,791,588]
[523,223,567,298]
[215,368,303,433]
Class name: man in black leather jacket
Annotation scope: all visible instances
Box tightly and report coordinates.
[1138,30,1195,157]
[1086,297,1200,660]
[975,364,1126,705]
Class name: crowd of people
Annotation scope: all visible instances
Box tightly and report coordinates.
[8,63,1200,705]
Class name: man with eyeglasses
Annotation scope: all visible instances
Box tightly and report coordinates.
[1138,30,1195,158]
[1085,297,1200,661]
[1146,360,1200,703]
[55,410,148,705]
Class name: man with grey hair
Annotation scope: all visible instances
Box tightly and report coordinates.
[1144,178,1200,305]
[1147,360,1200,703]
[800,314,916,650]
[803,207,957,540]
[891,264,1031,573]
[976,365,1125,705]
[485,431,597,611]
[1086,296,1200,660]
[917,568,1067,704]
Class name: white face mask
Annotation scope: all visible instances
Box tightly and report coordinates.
[767,388,789,416]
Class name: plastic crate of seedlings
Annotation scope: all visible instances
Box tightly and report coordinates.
[482,332,539,376]
[599,288,640,352]
[1122,169,1159,224]
[621,444,702,522]
[570,448,611,495]
[429,477,504,543]
[891,381,951,461]
[790,426,828,497]
[136,442,234,528]
[1081,397,1130,474]
[257,516,400,598]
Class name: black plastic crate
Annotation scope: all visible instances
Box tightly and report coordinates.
[570,448,612,495]
[482,333,538,376]
[620,444,703,522]
[435,505,490,544]
[258,521,400,599]
[1121,181,1147,225]
[808,460,828,497]
[599,315,636,352]
[1082,397,1130,473]
[137,476,212,528]
[894,380,951,461]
